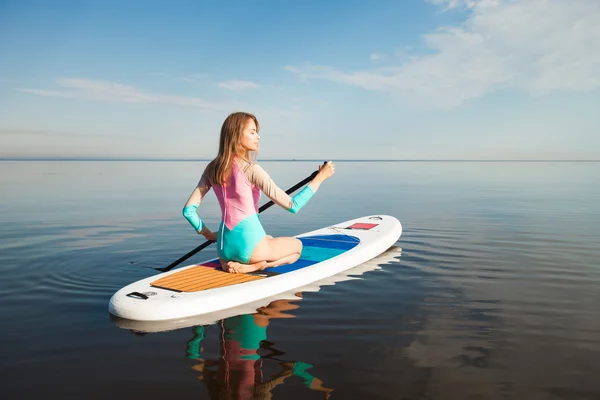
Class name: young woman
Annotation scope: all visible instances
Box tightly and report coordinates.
[182,112,335,274]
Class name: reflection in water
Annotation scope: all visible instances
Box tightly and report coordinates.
[187,298,334,399]
[175,248,403,399]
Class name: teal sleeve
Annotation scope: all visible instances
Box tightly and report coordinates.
[186,326,205,360]
[182,204,204,232]
[292,361,315,387]
[288,186,315,214]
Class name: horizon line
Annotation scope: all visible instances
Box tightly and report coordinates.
[1,157,599,163]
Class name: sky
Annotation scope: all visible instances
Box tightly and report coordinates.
[0,0,599,160]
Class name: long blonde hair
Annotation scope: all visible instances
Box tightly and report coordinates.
[205,112,260,185]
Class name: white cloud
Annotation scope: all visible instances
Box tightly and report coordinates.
[146,72,209,83]
[286,0,600,109]
[370,53,385,61]
[427,0,485,10]
[17,78,241,111]
[216,80,260,91]
[175,76,197,83]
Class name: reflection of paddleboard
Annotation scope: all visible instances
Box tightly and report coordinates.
[108,215,402,323]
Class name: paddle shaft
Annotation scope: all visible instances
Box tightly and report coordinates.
[156,163,324,272]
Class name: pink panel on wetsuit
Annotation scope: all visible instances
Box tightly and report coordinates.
[212,161,261,230]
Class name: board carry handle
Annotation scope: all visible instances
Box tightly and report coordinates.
[126,291,149,300]
[155,161,328,273]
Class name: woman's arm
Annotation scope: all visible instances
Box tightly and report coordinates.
[245,161,335,214]
[182,172,217,240]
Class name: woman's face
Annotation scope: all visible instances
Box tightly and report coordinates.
[240,118,259,152]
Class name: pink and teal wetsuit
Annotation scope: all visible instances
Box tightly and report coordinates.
[183,158,315,263]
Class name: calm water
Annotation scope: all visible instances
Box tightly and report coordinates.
[1,160,599,399]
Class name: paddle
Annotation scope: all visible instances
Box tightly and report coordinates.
[155,162,325,273]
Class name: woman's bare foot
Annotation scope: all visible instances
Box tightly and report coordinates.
[227,260,267,274]
[219,258,230,272]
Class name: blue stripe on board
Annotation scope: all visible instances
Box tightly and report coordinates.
[268,234,360,274]
[300,246,347,262]
[299,238,359,250]
[268,259,317,274]
[300,234,360,243]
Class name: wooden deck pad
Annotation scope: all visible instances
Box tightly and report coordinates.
[151,266,264,292]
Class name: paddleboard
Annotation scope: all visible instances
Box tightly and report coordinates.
[111,245,402,332]
[108,215,402,322]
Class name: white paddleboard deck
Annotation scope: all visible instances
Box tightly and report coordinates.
[111,245,402,333]
[108,215,402,322]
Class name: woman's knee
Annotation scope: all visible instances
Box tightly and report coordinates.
[252,236,298,261]
[293,237,302,253]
